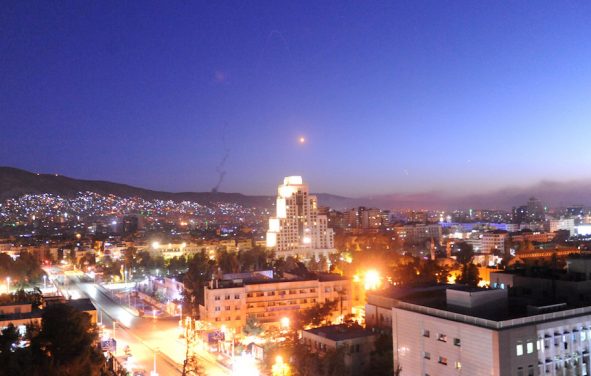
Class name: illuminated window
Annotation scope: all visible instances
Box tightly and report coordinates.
[526,342,533,354]
[455,361,461,369]
[516,344,524,356]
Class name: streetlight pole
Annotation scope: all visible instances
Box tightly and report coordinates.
[151,347,159,376]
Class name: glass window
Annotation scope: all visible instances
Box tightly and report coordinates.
[438,334,447,342]
[526,342,533,354]
[423,329,430,337]
[455,361,461,369]
[516,344,524,356]
[423,352,430,360]
[438,356,447,365]
[454,338,461,346]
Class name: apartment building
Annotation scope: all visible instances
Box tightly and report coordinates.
[481,231,509,254]
[394,224,442,244]
[199,272,351,332]
[393,285,591,376]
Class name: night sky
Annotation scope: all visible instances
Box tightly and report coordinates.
[2,1,591,197]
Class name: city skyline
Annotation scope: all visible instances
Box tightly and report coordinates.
[4,3,591,376]
[2,2,591,197]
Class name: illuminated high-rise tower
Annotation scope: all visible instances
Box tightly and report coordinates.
[266,176,335,259]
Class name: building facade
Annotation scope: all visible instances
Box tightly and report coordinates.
[302,324,377,375]
[266,176,335,259]
[393,286,591,376]
[199,273,351,332]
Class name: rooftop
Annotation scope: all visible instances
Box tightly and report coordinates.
[395,285,591,330]
[304,324,376,342]
[208,272,348,289]
[65,298,96,312]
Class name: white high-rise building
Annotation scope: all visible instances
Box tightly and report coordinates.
[266,176,335,259]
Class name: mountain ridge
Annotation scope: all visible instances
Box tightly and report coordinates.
[0,166,351,208]
[2,167,590,210]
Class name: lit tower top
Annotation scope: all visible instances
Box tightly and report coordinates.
[266,176,334,258]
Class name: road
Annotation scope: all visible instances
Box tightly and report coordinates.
[65,276,230,376]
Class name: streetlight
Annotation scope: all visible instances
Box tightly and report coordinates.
[150,347,159,376]
[280,317,290,330]
[364,270,381,290]
[272,355,289,376]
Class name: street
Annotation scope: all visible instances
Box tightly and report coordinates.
[66,276,230,376]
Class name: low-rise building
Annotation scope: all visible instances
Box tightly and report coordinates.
[199,272,351,332]
[302,323,377,375]
[0,298,97,328]
[547,218,576,236]
[481,231,508,254]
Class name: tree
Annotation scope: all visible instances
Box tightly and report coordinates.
[322,346,347,376]
[31,303,104,375]
[183,251,216,317]
[182,331,204,376]
[243,315,263,336]
[294,300,339,329]
[0,323,19,364]
[454,242,480,287]
[290,342,322,376]
[364,333,393,376]
[457,263,480,287]
[238,247,271,272]
[0,323,34,375]
[122,247,137,273]
[455,242,474,265]
[217,250,240,274]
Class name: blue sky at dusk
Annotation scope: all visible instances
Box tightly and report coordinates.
[2,1,591,196]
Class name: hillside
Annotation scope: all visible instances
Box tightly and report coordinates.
[0,167,355,209]
[0,167,274,207]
